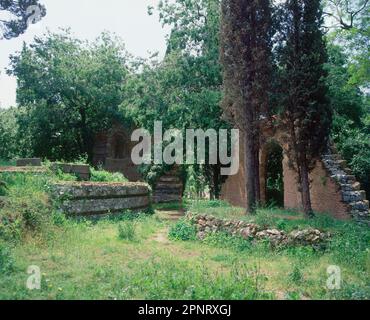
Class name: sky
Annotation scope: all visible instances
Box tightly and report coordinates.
[0,0,169,108]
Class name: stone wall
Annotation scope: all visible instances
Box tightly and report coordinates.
[16,158,42,167]
[51,182,150,216]
[189,213,331,249]
[0,166,47,174]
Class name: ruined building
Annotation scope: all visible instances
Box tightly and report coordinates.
[221,120,370,222]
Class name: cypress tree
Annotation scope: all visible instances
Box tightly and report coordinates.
[220,0,273,213]
[278,0,332,217]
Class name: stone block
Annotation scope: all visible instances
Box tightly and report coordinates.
[50,182,151,216]
[16,158,42,167]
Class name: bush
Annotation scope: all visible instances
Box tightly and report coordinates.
[169,219,197,241]
[0,173,52,241]
[90,168,128,183]
[117,222,136,241]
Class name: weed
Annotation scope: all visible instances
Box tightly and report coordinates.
[288,264,304,284]
[168,219,197,241]
[117,222,136,241]
[90,168,128,183]
[0,242,14,274]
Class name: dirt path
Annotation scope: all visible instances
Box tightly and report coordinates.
[150,209,185,244]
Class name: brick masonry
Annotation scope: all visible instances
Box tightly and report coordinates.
[221,125,369,223]
[92,122,142,182]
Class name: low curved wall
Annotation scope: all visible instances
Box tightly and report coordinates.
[51,182,151,216]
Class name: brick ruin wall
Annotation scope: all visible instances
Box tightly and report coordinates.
[221,131,369,222]
[92,123,142,182]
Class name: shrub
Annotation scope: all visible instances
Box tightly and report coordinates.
[90,168,128,183]
[288,265,304,284]
[169,219,197,241]
[0,173,52,241]
[117,222,136,241]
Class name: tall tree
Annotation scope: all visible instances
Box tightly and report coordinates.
[8,31,129,161]
[324,0,370,88]
[278,0,332,217]
[220,0,273,213]
[0,0,46,40]
[122,0,228,199]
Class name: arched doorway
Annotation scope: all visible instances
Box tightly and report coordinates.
[111,133,125,159]
[260,140,284,208]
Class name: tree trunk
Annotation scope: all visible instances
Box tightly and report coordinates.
[213,164,220,200]
[254,142,261,204]
[79,107,92,162]
[300,160,314,217]
[245,133,257,214]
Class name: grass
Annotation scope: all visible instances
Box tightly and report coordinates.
[1,211,368,300]
[0,173,369,300]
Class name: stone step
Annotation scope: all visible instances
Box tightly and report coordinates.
[343,167,353,175]
[349,201,369,212]
[332,174,356,184]
[154,189,183,195]
[159,176,181,183]
[340,184,354,192]
[331,154,342,161]
[351,210,370,219]
[352,182,362,191]
[156,183,183,189]
[336,159,347,169]
[342,191,366,203]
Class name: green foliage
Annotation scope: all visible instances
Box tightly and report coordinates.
[169,219,197,241]
[0,173,52,241]
[0,242,14,274]
[332,115,370,196]
[0,108,19,160]
[120,0,228,197]
[203,232,253,252]
[288,265,304,284]
[90,168,128,183]
[277,0,332,215]
[117,222,136,241]
[8,30,130,161]
[109,258,270,300]
[324,0,370,88]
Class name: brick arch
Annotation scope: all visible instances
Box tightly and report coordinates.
[259,139,284,206]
